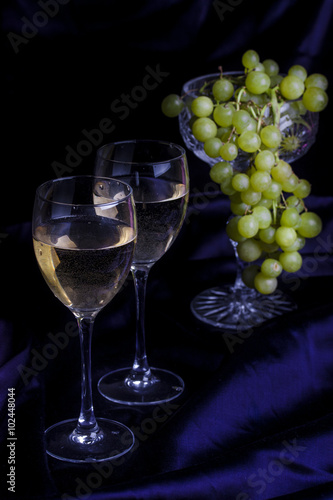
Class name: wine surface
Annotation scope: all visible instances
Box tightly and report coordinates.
[33,216,135,313]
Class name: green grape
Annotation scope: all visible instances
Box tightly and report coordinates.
[232,110,252,133]
[243,117,258,132]
[212,78,234,101]
[231,173,250,192]
[252,205,272,229]
[261,258,283,278]
[204,137,223,158]
[305,73,328,91]
[238,214,259,238]
[210,161,233,183]
[259,226,276,244]
[245,71,271,94]
[287,101,307,118]
[229,191,242,203]
[275,226,297,247]
[237,238,262,262]
[242,49,260,69]
[280,235,305,252]
[260,241,279,253]
[270,74,283,87]
[288,65,307,82]
[246,164,256,177]
[285,195,304,213]
[280,207,301,228]
[297,212,322,238]
[192,117,217,142]
[241,187,262,205]
[293,179,311,198]
[226,216,246,242]
[267,252,281,262]
[280,75,305,100]
[216,126,232,138]
[253,62,265,72]
[302,87,329,112]
[260,144,278,154]
[221,130,237,143]
[281,174,299,193]
[251,93,269,106]
[254,272,278,294]
[250,171,272,192]
[262,180,282,200]
[260,125,282,148]
[279,251,303,272]
[271,160,293,183]
[230,201,251,216]
[220,176,236,196]
[161,94,184,117]
[262,59,279,76]
[235,87,255,102]
[256,197,273,209]
[213,103,235,127]
[220,142,238,161]
[189,116,198,130]
[238,131,261,153]
[191,96,214,117]
[242,264,260,288]
[254,150,276,171]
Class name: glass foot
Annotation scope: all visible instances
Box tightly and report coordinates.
[191,285,297,331]
[98,367,184,406]
[45,418,134,463]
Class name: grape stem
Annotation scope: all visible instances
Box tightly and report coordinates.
[280,191,288,208]
[227,127,237,142]
[272,199,277,225]
[247,102,260,120]
[267,87,281,127]
[256,103,271,134]
[235,87,246,109]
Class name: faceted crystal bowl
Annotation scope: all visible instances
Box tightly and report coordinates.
[179,72,319,168]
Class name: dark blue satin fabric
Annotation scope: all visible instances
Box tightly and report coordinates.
[1,0,333,498]
[0,193,332,499]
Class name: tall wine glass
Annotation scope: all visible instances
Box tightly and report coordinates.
[95,140,189,405]
[32,175,137,462]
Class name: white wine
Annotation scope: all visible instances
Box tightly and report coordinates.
[125,177,188,265]
[33,216,135,313]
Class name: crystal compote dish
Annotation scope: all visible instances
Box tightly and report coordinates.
[179,72,319,331]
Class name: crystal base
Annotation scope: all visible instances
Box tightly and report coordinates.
[191,285,297,331]
[98,367,184,406]
[45,418,134,463]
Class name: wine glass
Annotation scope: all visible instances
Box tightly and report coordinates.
[95,140,189,405]
[179,73,319,330]
[32,175,137,462]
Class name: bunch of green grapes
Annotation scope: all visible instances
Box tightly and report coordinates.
[161,49,328,294]
[210,157,322,294]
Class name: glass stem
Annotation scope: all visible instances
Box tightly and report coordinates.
[76,315,99,434]
[127,267,155,388]
[230,237,257,298]
[230,240,244,290]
